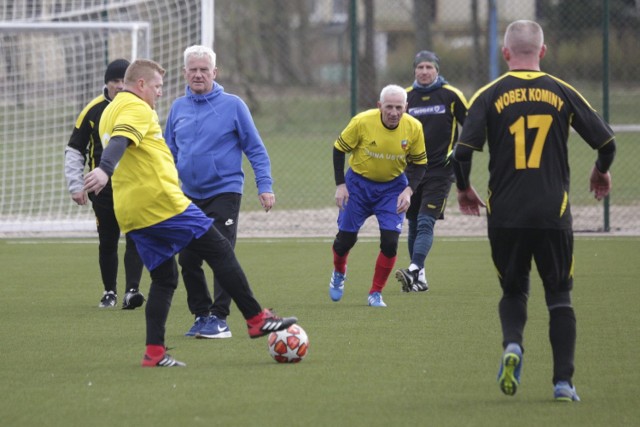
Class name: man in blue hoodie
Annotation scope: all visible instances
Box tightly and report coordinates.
[165,45,275,339]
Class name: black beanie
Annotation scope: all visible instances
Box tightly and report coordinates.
[413,50,440,71]
[104,59,130,84]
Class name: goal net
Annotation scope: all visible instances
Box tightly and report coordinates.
[0,0,208,236]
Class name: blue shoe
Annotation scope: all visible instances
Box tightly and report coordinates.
[554,381,580,402]
[184,316,208,337]
[367,292,386,307]
[329,270,346,302]
[497,343,523,396]
[196,315,232,339]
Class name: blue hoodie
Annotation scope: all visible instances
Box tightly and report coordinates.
[165,83,273,199]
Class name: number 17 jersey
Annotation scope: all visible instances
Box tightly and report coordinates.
[458,71,615,229]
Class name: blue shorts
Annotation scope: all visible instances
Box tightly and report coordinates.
[128,203,213,271]
[337,169,407,233]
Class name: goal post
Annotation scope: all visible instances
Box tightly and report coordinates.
[0,22,150,235]
[0,0,208,236]
[0,21,151,59]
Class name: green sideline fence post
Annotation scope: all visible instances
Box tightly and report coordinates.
[603,0,611,232]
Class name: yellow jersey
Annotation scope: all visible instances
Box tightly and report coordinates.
[98,91,191,233]
[334,109,427,182]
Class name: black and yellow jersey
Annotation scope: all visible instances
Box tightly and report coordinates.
[458,71,615,229]
[66,88,112,194]
[67,88,110,171]
[406,83,468,172]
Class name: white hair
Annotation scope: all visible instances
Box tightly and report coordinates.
[183,45,216,68]
[379,84,407,104]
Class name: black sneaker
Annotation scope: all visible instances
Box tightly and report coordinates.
[395,268,418,293]
[247,308,298,339]
[98,291,117,308]
[395,269,429,292]
[122,289,145,310]
[412,279,429,292]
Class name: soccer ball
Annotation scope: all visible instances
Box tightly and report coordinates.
[267,324,309,363]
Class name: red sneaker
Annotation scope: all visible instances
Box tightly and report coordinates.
[141,353,186,367]
[246,308,298,339]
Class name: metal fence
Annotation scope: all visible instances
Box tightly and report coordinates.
[0,0,638,237]
[212,0,639,237]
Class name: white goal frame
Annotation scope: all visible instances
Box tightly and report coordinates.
[1,0,213,237]
[0,21,150,235]
[0,21,151,60]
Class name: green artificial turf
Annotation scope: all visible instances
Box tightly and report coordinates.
[0,236,638,426]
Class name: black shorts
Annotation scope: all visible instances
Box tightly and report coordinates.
[488,228,574,296]
[407,172,454,221]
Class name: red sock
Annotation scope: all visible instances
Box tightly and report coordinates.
[371,252,396,293]
[333,248,349,274]
[246,309,266,326]
[145,344,165,358]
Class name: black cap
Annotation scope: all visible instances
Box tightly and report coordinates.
[104,59,130,84]
[413,50,440,71]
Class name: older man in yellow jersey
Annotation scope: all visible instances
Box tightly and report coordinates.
[329,84,427,308]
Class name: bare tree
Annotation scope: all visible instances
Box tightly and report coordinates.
[272,0,301,84]
[413,0,435,49]
[254,0,303,85]
[358,0,377,109]
[295,0,312,85]
[228,1,260,112]
[471,0,485,88]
